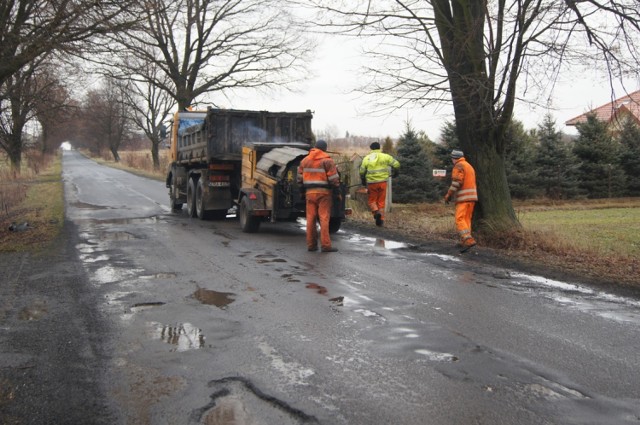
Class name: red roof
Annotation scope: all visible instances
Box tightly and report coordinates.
[565,89,640,126]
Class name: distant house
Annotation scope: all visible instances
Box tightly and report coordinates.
[565,90,640,135]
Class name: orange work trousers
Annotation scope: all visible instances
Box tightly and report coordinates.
[367,182,388,220]
[305,191,333,250]
[455,201,476,245]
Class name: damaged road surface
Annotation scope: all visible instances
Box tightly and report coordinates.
[2,149,640,425]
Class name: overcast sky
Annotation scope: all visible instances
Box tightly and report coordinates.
[232,36,639,141]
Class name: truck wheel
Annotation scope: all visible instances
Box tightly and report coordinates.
[196,178,212,220]
[169,175,183,212]
[187,177,197,218]
[239,197,260,233]
[329,217,342,234]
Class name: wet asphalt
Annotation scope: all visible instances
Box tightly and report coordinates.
[1,149,639,425]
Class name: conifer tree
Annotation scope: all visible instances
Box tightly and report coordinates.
[504,120,540,199]
[573,114,626,198]
[534,115,581,199]
[433,121,460,196]
[382,136,396,156]
[393,123,439,203]
[617,118,640,197]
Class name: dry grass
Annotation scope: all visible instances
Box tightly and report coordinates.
[0,152,64,252]
[90,148,170,180]
[347,197,640,287]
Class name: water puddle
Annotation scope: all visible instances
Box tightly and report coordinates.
[99,231,137,241]
[148,321,205,351]
[140,272,177,280]
[510,272,640,324]
[414,349,459,362]
[374,238,409,249]
[93,216,160,225]
[71,201,110,210]
[192,288,236,309]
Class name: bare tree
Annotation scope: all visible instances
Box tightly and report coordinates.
[121,62,176,169]
[305,0,640,234]
[82,78,132,162]
[0,57,62,171]
[0,0,139,89]
[32,66,77,154]
[108,0,315,110]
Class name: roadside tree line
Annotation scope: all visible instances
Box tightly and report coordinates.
[388,113,640,203]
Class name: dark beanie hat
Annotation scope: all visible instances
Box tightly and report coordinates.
[315,139,328,151]
[370,142,381,150]
[450,149,464,159]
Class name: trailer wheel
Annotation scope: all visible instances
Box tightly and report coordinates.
[187,177,197,218]
[329,217,342,234]
[169,174,183,212]
[195,178,212,220]
[239,197,260,233]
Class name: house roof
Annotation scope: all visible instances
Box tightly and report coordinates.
[565,89,640,126]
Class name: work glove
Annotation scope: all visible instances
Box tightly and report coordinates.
[392,169,399,178]
[444,191,452,205]
[333,186,343,202]
[360,176,367,186]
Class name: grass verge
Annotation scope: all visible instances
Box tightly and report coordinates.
[348,198,640,287]
[0,153,64,253]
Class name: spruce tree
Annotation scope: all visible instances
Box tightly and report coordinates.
[393,123,439,203]
[573,114,626,198]
[504,120,540,199]
[617,118,640,197]
[534,114,581,199]
[433,121,460,196]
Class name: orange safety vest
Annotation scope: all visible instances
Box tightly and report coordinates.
[449,157,477,203]
[297,148,340,192]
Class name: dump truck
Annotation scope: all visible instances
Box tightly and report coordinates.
[165,107,348,232]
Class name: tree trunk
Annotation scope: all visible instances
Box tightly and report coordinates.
[8,140,22,173]
[434,0,520,234]
[110,147,120,162]
[151,140,160,170]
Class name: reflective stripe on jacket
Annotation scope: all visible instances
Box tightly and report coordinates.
[297,148,340,192]
[448,157,477,203]
[359,149,400,184]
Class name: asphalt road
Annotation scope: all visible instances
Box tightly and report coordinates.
[1,149,639,425]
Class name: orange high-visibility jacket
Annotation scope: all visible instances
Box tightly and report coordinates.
[297,148,340,192]
[448,157,477,203]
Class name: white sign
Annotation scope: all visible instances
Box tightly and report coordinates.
[432,169,447,177]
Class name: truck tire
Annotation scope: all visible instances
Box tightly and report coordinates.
[239,197,261,233]
[169,175,183,212]
[329,217,342,234]
[187,177,197,218]
[196,178,212,220]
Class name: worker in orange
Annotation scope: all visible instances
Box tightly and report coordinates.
[359,142,400,227]
[444,149,478,252]
[297,140,341,252]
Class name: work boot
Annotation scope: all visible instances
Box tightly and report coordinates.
[321,247,338,252]
[374,212,383,227]
[308,246,318,252]
[459,238,477,253]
